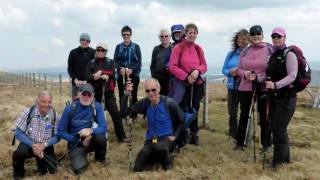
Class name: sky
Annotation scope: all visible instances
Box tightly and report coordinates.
[0,0,319,71]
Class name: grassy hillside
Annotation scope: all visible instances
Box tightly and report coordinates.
[0,82,319,180]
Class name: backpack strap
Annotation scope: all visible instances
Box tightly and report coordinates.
[51,108,57,136]
[26,105,37,131]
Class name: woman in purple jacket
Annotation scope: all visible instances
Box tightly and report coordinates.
[266,27,298,169]
[236,25,272,150]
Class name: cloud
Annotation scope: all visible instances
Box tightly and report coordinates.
[51,37,66,47]
[0,5,28,27]
[52,17,62,27]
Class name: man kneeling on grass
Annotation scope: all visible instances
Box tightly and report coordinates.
[120,78,184,171]
[58,83,107,174]
[12,90,60,179]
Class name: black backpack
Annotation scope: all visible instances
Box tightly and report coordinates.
[12,105,57,146]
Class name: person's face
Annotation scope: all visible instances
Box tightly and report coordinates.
[37,94,52,115]
[122,31,132,43]
[250,32,263,45]
[159,32,170,46]
[79,91,94,106]
[185,28,198,43]
[144,81,160,104]
[237,35,249,49]
[173,31,181,41]
[80,39,90,48]
[271,33,286,47]
[96,47,107,58]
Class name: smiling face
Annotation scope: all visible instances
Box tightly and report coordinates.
[237,34,249,49]
[185,27,198,43]
[144,79,160,104]
[159,30,171,47]
[122,31,132,44]
[271,33,286,47]
[79,91,94,106]
[36,91,52,116]
[250,32,264,45]
[96,47,107,58]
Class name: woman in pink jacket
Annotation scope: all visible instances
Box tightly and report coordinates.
[169,23,207,145]
[236,25,272,151]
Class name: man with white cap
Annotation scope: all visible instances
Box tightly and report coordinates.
[86,42,129,143]
[58,83,107,174]
[68,33,95,101]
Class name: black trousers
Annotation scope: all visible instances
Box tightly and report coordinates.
[94,90,126,141]
[117,74,140,105]
[12,143,57,178]
[153,72,170,96]
[237,91,272,148]
[180,83,204,133]
[227,89,239,139]
[69,134,107,173]
[270,96,296,165]
[133,137,172,172]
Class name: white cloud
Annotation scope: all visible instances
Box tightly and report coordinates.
[52,17,62,27]
[51,38,66,47]
[0,5,28,27]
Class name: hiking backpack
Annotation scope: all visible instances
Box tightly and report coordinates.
[283,45,311,92]
[12,105,57,146]
[118,42,138,66]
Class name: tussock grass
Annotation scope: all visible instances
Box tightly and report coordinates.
[0,83,319,179]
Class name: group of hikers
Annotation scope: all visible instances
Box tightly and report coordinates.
[11,23,303,179]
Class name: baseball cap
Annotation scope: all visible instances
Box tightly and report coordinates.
[249,25,263,34]
[78,84,94,94]
[271,27,286,37]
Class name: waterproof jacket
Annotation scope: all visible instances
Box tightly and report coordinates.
[68,46,95,84]
[222,48,241,90]
[237,43,272,92]
[57,101,107,143]
[150,44,173,80]
[114,42,142,76]
[120,95,183,140]
[169,40,207,81]
[86,57,116,93]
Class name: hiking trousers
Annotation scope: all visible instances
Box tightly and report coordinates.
[95,91,126,141]
[12,143,57,178]
[117,74,140,105]
[134,137,172,172]
[270,96,296,165]
[69,134,107,174]
[227,89,239,139]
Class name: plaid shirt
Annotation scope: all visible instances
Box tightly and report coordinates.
[15,106,59,144]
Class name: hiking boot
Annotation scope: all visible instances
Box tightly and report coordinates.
[189,131,200,146]
[162,163,173,171]
[97,159,107,167]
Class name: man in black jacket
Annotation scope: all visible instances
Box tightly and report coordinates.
[86,42,129,143]
[68,33,95,101]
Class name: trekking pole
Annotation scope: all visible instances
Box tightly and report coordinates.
[253,80,257,162]
[126,77,133,171]
[57,136,81,162]
[263,77,271,169]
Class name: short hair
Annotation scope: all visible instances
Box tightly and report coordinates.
[231,29,250,52]
[144,78,161,91]
[36,90,52,103]
[159,29,171,37]
[121,25,132,35]
[184,23,198,34]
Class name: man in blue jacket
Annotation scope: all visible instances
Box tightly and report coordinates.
[12,90,60,179]
[121,78,184,172]
[58,83,107,174]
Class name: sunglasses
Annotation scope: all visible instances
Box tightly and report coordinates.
[271,34,283,39]
[160,35,169,38]
[145,88,157,93]
[82,91,93,97]
[80,39,90,43]
[250,32,262,36]
[122,33,131,37]
[96,48,106,52]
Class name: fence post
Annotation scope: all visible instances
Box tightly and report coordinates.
[32,73,36,87]
[44,73,47,90]
[202,77,209,128]
[59,74,62,95]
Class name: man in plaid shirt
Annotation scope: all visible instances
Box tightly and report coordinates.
[12,91,60,179]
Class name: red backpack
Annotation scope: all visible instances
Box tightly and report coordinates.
[284,45,311,92]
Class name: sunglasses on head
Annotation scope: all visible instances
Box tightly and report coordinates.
[96,48,106,52]
[160,35,169,38]
[145,88,157,93]
[82,91,93,97]
[250,32,262,36]
[80,39,90,43]
[271,34,283,39]
[122,33,131,37]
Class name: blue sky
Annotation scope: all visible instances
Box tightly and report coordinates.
[0,0,319,70]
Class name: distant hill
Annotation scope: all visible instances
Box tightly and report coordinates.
[9,65,320,85]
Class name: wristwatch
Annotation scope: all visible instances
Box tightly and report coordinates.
[44,142,48,148]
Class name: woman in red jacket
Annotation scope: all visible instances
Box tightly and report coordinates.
[169,23,208,145]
